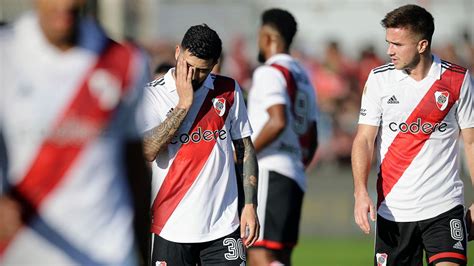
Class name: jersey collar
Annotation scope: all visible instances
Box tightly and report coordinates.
[394,54,442,81]
[265,53,292,65]
[164,68,215,93]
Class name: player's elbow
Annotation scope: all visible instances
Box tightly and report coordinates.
[143,147,157,162]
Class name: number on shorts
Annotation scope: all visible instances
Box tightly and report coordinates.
[450,219,464,241]
[293,90,309,134]
[223,238,246,261]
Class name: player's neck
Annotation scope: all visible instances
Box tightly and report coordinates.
[406,53,433,81]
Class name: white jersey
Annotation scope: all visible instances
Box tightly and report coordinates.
[0,13,148,265]
[138,69,252,243]
[247,54,318,190]
[359,55,474,222]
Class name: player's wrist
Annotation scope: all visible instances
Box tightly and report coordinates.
[175,102,191,111]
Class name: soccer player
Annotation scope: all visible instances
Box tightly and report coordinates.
[0,0,151,265]
[139,24,259,265]
[246,8,319,266]
[352,4,474,266]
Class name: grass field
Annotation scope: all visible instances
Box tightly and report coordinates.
[293,237,474,266]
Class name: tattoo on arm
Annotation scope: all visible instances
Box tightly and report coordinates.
[233,137,258,205]
[142,107,187,161]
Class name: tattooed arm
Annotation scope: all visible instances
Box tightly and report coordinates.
[233,137,259,247]
[142,108,187,161]
[142,53,195,162]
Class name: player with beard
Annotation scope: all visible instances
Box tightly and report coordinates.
[246,8,319,266]
[138,24,259,265]
[352,4,474,266]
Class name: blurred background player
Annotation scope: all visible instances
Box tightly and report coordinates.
[138,24,259,265]
[246,8,319,266]
[153,62,173,80]
[352,4,474,266]
[0,0,151,265]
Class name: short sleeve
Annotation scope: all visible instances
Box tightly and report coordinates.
[457,72,474,129]
[250,66,287,110]
[229,81,253,140]
[358,71,383,126]
[135,85,163,134]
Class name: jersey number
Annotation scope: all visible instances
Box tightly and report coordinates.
[223,238,246,261]
[293,90,310,134]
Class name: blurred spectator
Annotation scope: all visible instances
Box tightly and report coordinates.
[357,45,384,93]
[223,35,253,90]
[0,0,151,265]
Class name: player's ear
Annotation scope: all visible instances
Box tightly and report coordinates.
[175,45,181,61]
[417,39,429,54]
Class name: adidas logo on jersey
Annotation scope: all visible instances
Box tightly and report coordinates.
[453,241,464,251]
[387,95,399,104]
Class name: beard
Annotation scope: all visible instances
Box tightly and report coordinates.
[192,79,204,91]
[257,51,266,63]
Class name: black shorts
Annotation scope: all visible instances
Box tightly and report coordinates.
[151,229,246,266]
[252,169,304,250]
[375,205,467,266]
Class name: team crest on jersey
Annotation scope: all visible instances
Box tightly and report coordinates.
[212,97,226,116]
[434,91,449,111]
[156,261,167,266]
[376,253,388,266]
[88,69,121,110]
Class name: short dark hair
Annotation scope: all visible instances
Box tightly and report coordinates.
[180,24,222,62]
[261,8,297,49]
[381,4,434,43]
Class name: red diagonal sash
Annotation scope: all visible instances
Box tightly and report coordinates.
[271,64,312,164]
[1,41,136,254]
[377,67,465,208]
[151,76,235,235]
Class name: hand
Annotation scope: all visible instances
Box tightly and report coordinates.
[0,196,22,243]
[240,203,259,248]
[467,204,474,241]
[175,55,194,110]
[354,192,376,234]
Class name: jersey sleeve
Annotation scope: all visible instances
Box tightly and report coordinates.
[457,71,474,129]
[135,84,163,134]
[358,70,382,126]
[229,81,253,140]
[251,66,287,110]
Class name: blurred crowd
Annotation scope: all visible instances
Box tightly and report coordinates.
[142,30,474,169]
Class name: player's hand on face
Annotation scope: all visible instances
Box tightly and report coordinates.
[240,203,260,248]
[175,55,194,110]
[354,193,376,234]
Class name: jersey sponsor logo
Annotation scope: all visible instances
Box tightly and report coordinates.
[388,118,447,134]
[435,91,449,111]
[212,97,226,116]
[387,95,399,104]
[376,253,388,266]
[170,127,227,144]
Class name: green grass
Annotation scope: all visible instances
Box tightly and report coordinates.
[293,238,474,266]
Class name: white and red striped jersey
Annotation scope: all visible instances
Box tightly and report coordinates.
[359,55,474,222]
[138,69,252,243]
[247,54,318,191]
[0,12,149,265]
